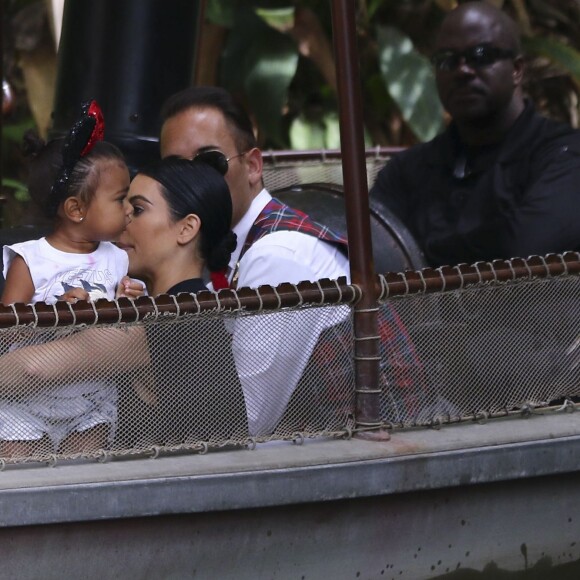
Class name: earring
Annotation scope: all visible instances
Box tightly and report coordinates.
[79,217,84,222]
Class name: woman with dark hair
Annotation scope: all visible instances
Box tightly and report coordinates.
[115,155,245,446]
[120,155,236,295]
[0,156,248,454]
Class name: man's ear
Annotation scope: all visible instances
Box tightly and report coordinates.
[513,55,525,87]
[246,147,263,189]
[63,196,86,223]
[176,213,201,245]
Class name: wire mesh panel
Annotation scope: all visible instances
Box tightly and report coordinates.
[0,256,578,465]
[262,149,395,191]
[0,293,355,464]
[379,266,580,427]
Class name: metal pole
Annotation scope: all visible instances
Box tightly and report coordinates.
[51,0,203,173]
[0,0,3,187]
[330,0,386,437]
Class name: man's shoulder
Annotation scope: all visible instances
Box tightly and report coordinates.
[372,131,449,191]
[391,131,448,163]
[248,196,347,248]
[238,230,349,288]
[251,228,327,248]
[528,111,580,151]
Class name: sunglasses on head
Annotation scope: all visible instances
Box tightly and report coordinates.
[431,44,515,72]
[192,149,247,176]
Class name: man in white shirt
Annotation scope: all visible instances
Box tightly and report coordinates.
[159,86,350,435]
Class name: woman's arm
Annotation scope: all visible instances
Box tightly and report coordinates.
[1,255,35,305]
[0,325,150,393]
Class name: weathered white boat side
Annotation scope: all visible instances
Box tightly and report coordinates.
[0,412,579,579]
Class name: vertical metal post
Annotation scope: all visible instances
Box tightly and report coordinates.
[330,0,385,436]
[194,0,207,83]
[51,0,203,173]
[0,0,3,187]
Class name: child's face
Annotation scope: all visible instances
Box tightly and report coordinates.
[84,160,131,241]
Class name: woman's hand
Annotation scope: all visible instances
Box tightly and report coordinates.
[116,276,146,299]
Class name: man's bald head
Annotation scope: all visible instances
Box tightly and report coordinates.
[436,2,521,55]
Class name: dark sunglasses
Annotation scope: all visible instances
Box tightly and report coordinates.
[193,149,247,176]
[431,44,515,72]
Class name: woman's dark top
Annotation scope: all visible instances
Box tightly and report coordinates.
[166,278,207,294]
[116,278,248,448]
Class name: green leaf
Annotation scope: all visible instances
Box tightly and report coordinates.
[205,0,238,27]
[1,178,30,202]
[523,36,580,86]
[220,5,299,148]
[244,34,299,147]
[255,7,295,32]
[289,111,341,150]
[2,118,36,144]
[376,25,444,142]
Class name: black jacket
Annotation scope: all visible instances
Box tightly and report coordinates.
[370,103,580,267]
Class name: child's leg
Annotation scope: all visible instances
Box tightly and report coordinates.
[57,382,117,455]
[0,402,53,459]
[0,436,51,458]
[59,423,110,454]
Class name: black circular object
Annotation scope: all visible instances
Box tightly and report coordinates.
[273,183,426,274]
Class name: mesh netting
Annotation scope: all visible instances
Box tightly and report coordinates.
[380,271,580,427]
[0,147,577,466]
[262,149,394,191]
[0,260,577,466]
[0,297,355,464]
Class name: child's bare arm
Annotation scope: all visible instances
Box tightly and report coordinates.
[0,325,150,393]
[58,287,90,303]
[1,255,35,305]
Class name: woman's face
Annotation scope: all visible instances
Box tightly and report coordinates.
[118,174,181,282]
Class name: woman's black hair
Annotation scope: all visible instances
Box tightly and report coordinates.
[22,130,125,219]
[139,156,237,272]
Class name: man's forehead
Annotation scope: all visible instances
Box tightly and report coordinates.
[435,15,506,51]
[161,107,236,154]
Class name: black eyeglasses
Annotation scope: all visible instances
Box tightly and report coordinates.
[192,149,247,176]
[431,44,515,72]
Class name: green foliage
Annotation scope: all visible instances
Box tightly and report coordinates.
[376,25,444,142]
[1,178,29,202]
[209,0,447,149]
[219,3,299,148]
[289,111,341,150]
[523,36,580,86]
[254,6,295,29]
[206,0,237,27]
[2,119,36,145]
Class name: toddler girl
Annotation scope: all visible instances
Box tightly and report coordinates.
[0,100,141,457]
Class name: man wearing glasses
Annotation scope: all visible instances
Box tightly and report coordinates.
[159,86,351,436]
[370,1,580,267]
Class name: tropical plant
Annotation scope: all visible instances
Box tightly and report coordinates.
[200,0,580,149]
[4,0,580,225]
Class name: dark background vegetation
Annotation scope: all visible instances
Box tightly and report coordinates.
[3,0,580,226]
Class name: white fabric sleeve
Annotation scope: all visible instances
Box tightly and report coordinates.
[2,245,22,280]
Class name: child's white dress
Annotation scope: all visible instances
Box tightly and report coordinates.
[0,238,128,450]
